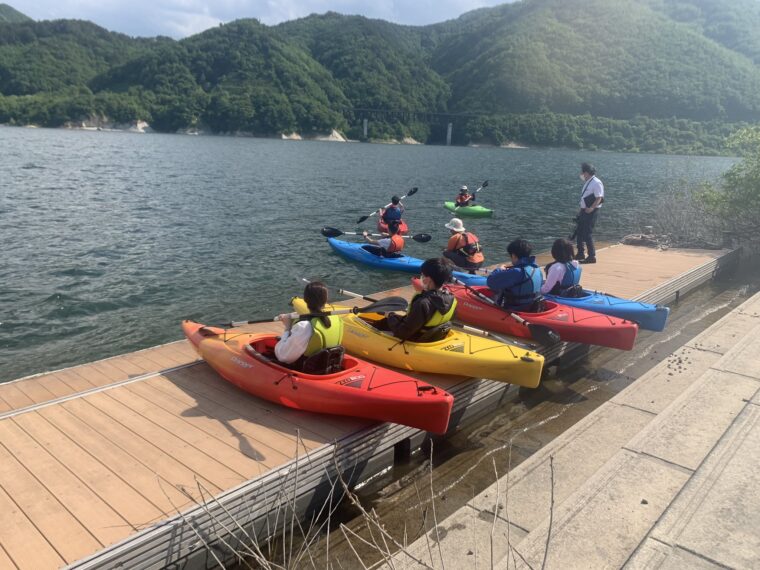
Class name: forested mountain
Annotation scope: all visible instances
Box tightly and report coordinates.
[2,0,760,154]
[0,3,29,23]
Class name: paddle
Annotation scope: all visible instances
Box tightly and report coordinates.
[453,180,488,211]
[450,277,561,346]
[451,322,538,352]
[336,287,538,351]
[321,226,432,243]
[356,187,418,224]
[217,296,409,328]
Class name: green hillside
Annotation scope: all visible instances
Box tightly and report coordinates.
[1,0,760,153]
[0,3,30,23]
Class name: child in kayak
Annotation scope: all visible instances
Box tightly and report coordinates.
[379,195,405,224]
[455,185,475,207]
[385,258,457,342]
[275,281,344,372]
[541,238,583,296]
[362,221,405,257]
[486,239,544,312]
[443,218,484,273]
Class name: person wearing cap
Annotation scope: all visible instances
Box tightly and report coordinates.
[443,218,485,273]
[575,162,604,264]
[379,195,405,224]
[362,220,405,257]
[454,185,475,207]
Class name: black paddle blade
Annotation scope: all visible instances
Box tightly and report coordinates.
[356,215,369,224]
[482,180,489,187]
[321,226,343,238]
[407,187,419,197]
[353,295,408,314]
[411,233,432,243]
[527,323,561,346]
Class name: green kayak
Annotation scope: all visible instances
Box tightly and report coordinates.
[443,201,494,217]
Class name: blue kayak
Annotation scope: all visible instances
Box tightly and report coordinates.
[326,237,484,286]
[327,238,669,331]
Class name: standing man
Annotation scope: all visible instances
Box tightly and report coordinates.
[575,162,604,264]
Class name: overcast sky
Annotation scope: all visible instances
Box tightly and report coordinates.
[9,1,510,39]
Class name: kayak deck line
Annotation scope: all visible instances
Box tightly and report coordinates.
[0,244,741,570]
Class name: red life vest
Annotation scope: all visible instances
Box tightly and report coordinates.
[456,193,473,206]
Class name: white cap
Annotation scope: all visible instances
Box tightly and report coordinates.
[445,218,465,232]
[460,185,468,191]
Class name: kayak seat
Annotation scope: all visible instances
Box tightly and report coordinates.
[302,346,345,375]
[554,284,585,298]
[361,245,404,259]
[412,322,452,343]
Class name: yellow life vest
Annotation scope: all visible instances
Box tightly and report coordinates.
[411,292,457,328]
[303,315,344,357]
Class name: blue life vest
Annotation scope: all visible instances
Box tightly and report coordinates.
[550,262,583,296]
[498,265,543,310]
[382,205,402,222]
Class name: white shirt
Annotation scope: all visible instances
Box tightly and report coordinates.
[274,320,313,363]
[541,260,580,294]
[376,237,392,249]
[580,176,604,209]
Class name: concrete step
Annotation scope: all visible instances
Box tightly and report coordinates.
[386,293,760,570]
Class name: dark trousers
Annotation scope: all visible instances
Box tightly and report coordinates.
[576,209,599,258]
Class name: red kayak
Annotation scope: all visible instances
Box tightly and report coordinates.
[412,280,638,351]
[377,219,409,234]
[182,321,453,434]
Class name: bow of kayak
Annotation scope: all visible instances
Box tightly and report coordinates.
[544,290,669,332]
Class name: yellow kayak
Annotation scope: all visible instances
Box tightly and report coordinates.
[290,298,544,388]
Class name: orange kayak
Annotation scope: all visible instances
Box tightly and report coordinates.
[182,321,453,434]
[377,219,409,234]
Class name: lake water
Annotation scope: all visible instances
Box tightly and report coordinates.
[0,126,736,381]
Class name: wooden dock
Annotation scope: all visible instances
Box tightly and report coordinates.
[0,245,739,569]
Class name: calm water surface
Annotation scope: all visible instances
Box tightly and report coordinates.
[0,127,736,381]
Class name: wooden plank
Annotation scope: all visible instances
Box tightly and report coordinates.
[178,363,366,438]
[31,372,77,398]
[0,419,131,546]
[77,393,241,493]
[106,386,276,477]
[132,346,184,371]
[0,395,12,413]
[12,412,165,529]
[0,441,101,563]
[100,354,148,377]
[0,485,63,569]
[0,544,18,570]
[86,359,128,384]
[38,405,191,514]
[11,376,57,405]
[153,367,347,446]
[0,383,34,410]
[74,360,126,387]
[56,368,98,393]
[124,380,293,470]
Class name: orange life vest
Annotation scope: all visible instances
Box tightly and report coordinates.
[386,234,404,253]
[455,232,484,263]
